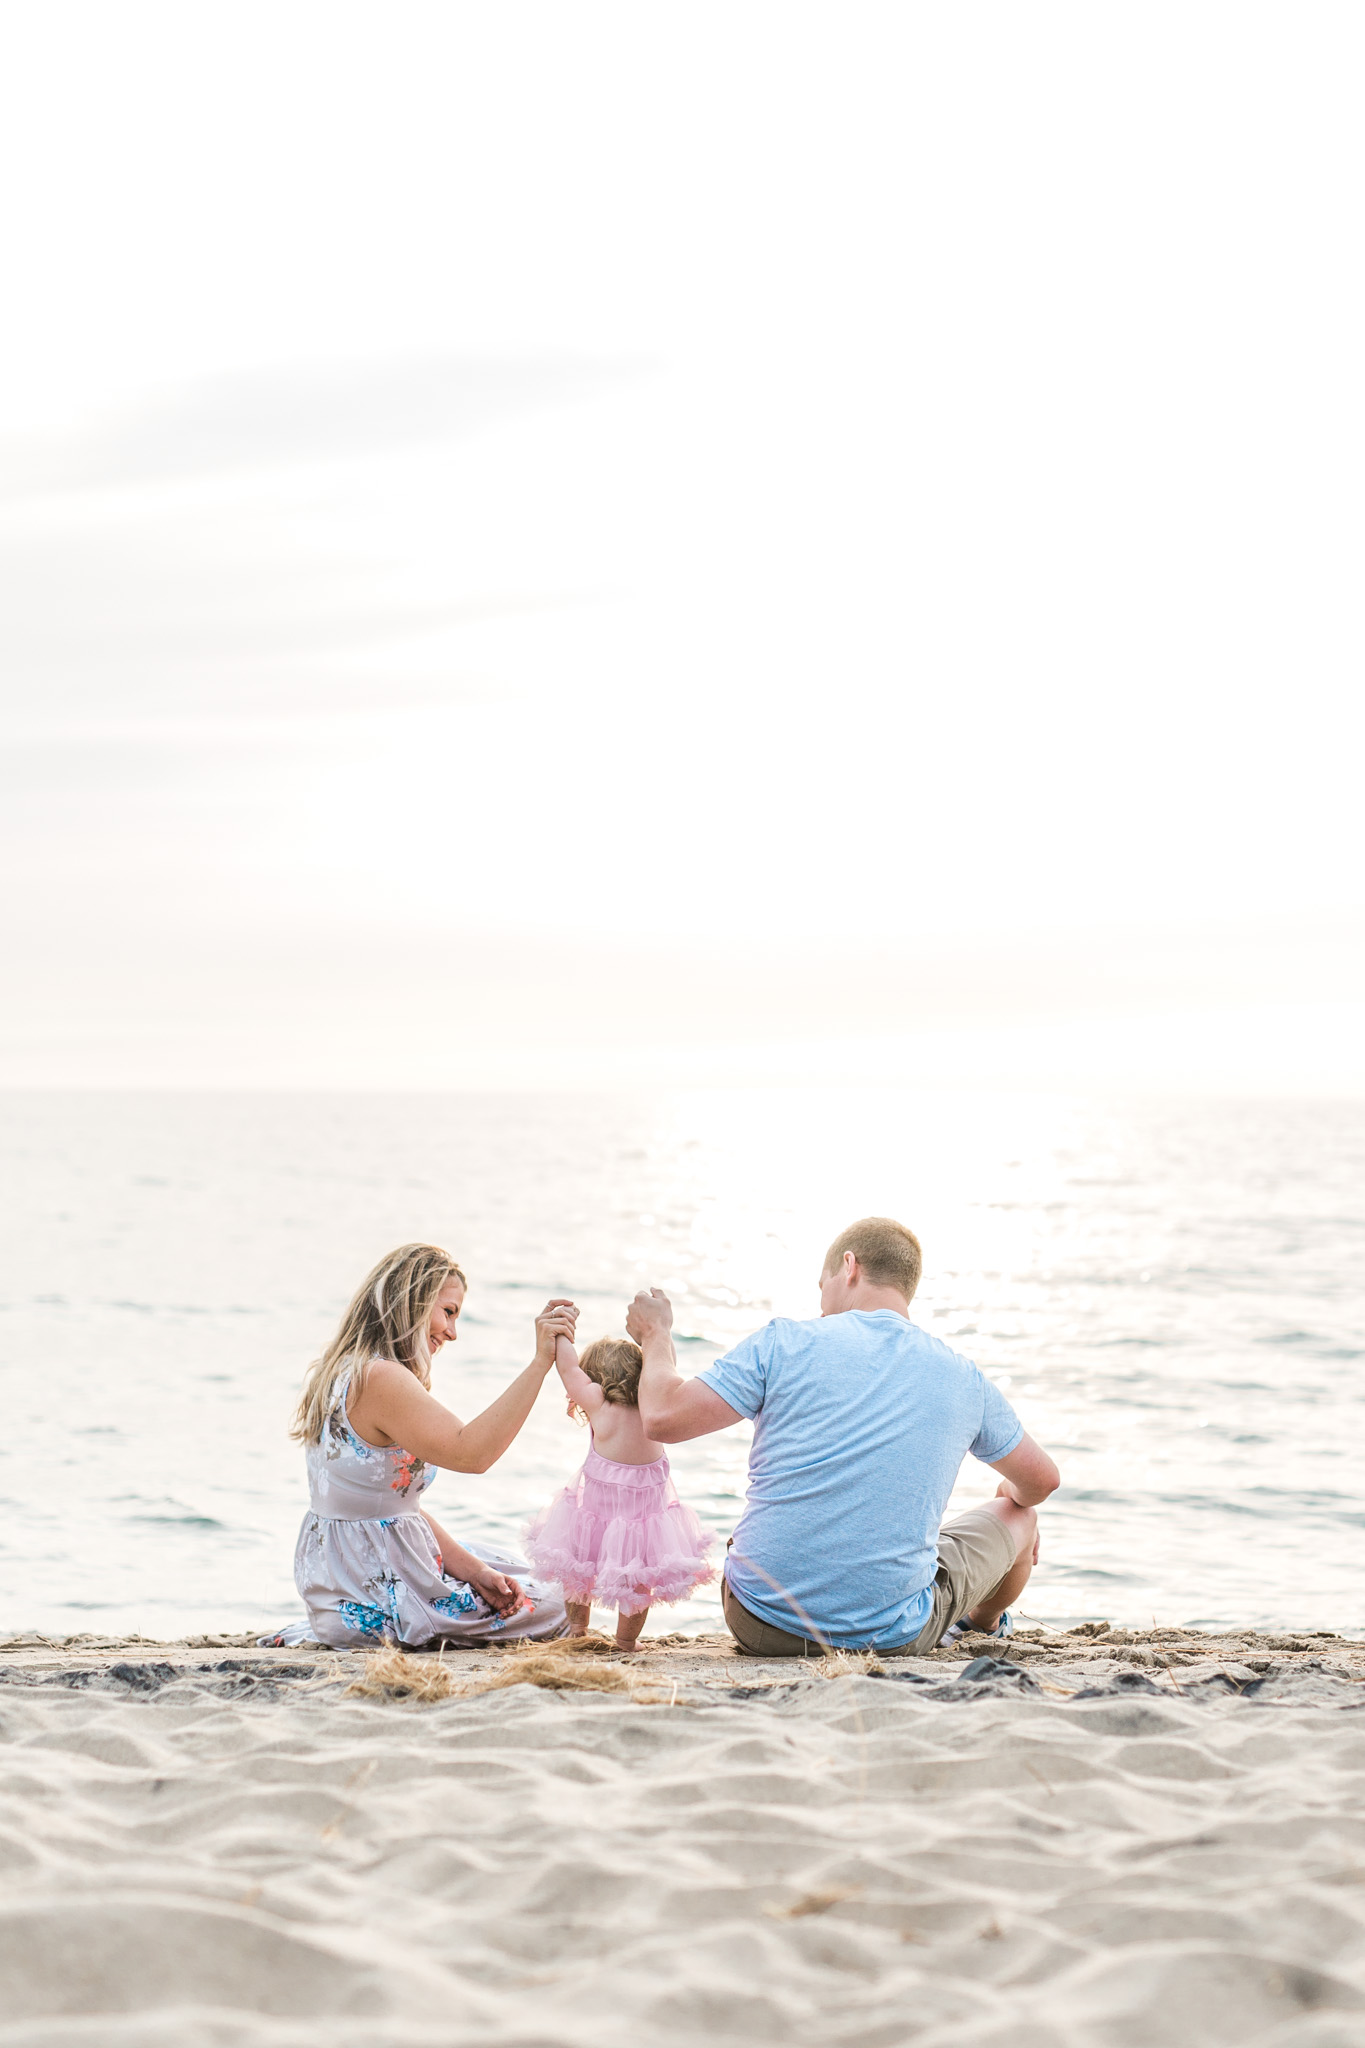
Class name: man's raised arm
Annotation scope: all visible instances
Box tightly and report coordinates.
[628,1288,742,1443]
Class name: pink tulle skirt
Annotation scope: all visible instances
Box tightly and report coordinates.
[523,1447,715,1614]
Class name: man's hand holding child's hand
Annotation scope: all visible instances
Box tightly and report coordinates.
[626,1287,672,1343]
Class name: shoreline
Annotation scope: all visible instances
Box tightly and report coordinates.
[4,1621,1363,1691]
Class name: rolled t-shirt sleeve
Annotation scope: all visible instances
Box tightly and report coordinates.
[698,1324,773,1421]
[970,1371,1025,1463]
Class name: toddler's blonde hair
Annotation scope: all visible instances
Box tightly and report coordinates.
[568,1335,643,1420]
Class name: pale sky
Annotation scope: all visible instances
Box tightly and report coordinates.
[1,3,1362,1090]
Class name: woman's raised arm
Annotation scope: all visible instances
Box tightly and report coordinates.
[351,1301,577,1473]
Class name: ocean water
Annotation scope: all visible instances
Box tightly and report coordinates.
[1,1087,1361,1640]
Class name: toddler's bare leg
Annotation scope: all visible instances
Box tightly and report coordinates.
[615,1604,649,1652]
[565,1601,592,1637]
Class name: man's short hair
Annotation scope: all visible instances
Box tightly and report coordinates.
[823,1217,922,1300]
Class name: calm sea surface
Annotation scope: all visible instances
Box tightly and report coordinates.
[1,1088,1361,1639]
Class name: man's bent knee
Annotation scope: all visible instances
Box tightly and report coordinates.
[978,1495,1036,1558]
[1005,1504,1037,1562]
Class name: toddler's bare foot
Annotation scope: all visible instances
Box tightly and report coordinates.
[613,1603,649,1653]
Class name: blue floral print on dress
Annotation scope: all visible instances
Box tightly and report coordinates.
[336,1599,388,1639]
[432,1584,479,1618]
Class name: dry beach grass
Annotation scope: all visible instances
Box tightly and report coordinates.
[2,1627,1365,2047]
[348,1636,667,1704]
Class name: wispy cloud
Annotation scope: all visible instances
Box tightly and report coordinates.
[0,352,642,501]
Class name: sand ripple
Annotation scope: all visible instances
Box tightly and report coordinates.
[3,1670,1365,2046]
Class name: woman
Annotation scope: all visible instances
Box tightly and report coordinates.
[278,1241,573,1648]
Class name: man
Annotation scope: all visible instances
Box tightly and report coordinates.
[627,1216,1059,1656]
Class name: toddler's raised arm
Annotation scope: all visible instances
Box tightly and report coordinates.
[554,1332,604,1417]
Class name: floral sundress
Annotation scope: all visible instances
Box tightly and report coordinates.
[273,1367,566,1649]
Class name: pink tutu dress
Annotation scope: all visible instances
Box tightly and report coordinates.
[524,1446,715,1614]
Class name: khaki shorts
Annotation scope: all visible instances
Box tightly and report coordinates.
[721,1504,1019,1658]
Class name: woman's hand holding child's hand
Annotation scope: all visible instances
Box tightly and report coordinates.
[534,1299,578,1370]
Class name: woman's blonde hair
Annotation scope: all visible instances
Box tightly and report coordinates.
[292,1243,466,1445]
[577,1336,643,1409]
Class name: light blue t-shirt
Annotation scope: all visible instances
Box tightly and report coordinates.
[700,1310,1024,1650]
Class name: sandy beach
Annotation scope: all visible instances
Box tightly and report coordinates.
[3,1626,1365,2047]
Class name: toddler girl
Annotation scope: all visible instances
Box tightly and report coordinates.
[524,1332,714,1650]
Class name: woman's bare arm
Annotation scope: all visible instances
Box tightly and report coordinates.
[349,1302,575,1472]
[421,1510,522,1613]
